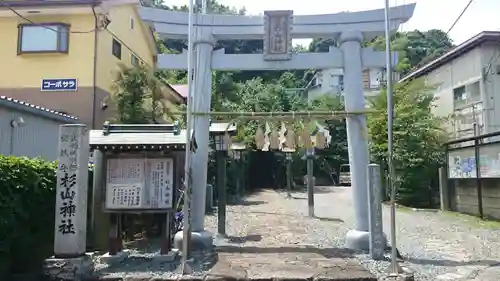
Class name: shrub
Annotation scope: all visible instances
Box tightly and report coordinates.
[0,155,57,277]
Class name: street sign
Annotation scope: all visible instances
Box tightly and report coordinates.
[41,78,78,92]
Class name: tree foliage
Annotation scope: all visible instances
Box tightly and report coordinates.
[309,95,348,173]
[367,79,447,206]
[306,30,453,76]
[0,157,58,276]
[110,64,174,124]
[368,29,453,75]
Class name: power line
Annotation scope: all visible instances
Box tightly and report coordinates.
[1,0,151,66]
[0,0,98,33]
[447,0,475,35]
[403,0,476,75]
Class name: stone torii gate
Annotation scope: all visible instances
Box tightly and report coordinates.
[140,4,415,251]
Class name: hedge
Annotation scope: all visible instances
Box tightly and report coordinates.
[0,155,94,279]
[0,155,58,277]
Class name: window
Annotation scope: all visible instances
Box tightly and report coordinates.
[112,39,122,59]
[453,81,482,108]
[18,23,69,53]
[131,54,139,66]
[330,74,344,92]
[453,85,466,106]
[468,81,480,102]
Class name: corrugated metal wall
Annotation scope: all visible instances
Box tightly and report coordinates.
[0,107,68,161]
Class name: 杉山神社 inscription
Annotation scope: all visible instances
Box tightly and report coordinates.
[54,124,89,257]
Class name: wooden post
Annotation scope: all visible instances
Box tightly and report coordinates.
[108,213,119,255]
[91,149,110,250]
[217,151,227,236]
[473,124,484,219]
[160,213,172,254]
[306,148,315,217]
[438,167,450,211]
[286,157,292,198]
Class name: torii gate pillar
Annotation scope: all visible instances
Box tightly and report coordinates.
[340,31,372,250]
[141,3,416,252]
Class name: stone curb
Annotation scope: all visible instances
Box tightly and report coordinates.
[93,276,376,281]
[410,208,439,213]
[378,266,415,281]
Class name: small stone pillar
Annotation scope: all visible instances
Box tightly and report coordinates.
[45,124,93,280]
[367,164,387,260]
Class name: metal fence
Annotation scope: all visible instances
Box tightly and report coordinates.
[445,128,500,219]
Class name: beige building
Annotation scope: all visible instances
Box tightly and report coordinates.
[0,0,184,129]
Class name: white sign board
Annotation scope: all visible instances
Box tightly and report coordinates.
[105,158,174,210]
[479,143,500,178]
[147,159,174,209]
[106,183,144,209]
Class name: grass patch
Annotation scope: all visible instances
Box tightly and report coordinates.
[442,211,500,229]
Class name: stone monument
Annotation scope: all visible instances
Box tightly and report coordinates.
[44,124,93,280]
[367,164,386,260]
[140,3,416,251]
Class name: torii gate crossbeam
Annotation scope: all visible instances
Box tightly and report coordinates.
[140,3,416,252]
[139,4,414,40]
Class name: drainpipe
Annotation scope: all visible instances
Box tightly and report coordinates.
[90,5,99,245]
[91,6,99,130]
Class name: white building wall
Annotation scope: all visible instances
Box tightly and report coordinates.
[307,68,386,103]
[479,42,500,134]
[424,46,487,138]
[0,106,67,161]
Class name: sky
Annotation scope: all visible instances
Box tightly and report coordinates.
[164,0,500,46]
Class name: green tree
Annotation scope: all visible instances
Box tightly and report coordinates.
[368,29,453,75]
[367,79,447,207]
[308,38,337,52]
[309,95,349,175]
[110,64,171,124]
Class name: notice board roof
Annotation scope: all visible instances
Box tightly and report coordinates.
[89,122,236,151]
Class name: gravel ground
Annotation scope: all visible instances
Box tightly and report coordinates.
[93,247,217,279]
[264,186,500,281]
[92,185,500,280]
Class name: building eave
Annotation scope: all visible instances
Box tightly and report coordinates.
[0,96,79,124]
[164,83,185,104]
[0,0,101,9]
[399,31,500,83]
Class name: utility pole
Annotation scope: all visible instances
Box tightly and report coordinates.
[179,0,196,275]
[384,0,399,275]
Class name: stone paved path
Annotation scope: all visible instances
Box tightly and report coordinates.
[204,188,375,280]
[206,186,500,281]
